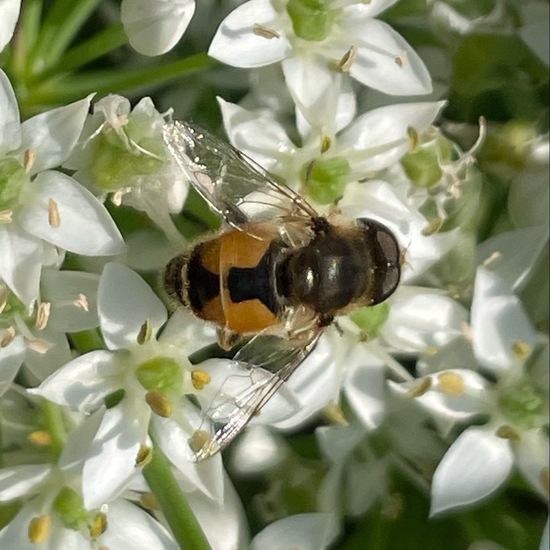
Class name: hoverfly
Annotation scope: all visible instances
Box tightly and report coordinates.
[163,121,401,460]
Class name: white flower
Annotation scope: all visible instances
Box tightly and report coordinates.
[209,0,432,114]
[0,70,125,305]
[392,267,548,517]
[121,0,196,56]
[0,462,178,549]
[0,0,20,52]
[30,262,224,509]
[65,94,188,245]
[0,270,100,392]
[219,97,445,205]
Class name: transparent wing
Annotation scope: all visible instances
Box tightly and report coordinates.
[163,121,318,242]
[190,327,322,461]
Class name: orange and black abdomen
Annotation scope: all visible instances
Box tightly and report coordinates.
[183,227,282,334]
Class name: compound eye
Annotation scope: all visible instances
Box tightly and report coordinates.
[356,218,402,305]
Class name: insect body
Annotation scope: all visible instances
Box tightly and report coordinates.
[163,121,401,459]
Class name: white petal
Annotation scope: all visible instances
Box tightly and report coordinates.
[337,101,445,173]
[471,267,538,372]
[0,68,21,154]
[82,402,143,509]
[0,0,20,53]
[218,97,295,171]
[430,427,514,516]
[152,414,224,502]
[24,328,73,381]
[102,500,178,549]
[40,269,100,332]
[344,347,386,430]
[251,512,339,550]
[98,262,167,351]
[341,12,432,95]
[122,0,195,56]
[159,307,216,355]
[29,350,120,411]
[0,224,42,305]
[20,94,94,175]
[383,287,468,352]
[17,171,125,256]
[0,464,52,501]
[209,0,290,68]
[273,330,344,430]
[346,459,387,515]
[515,429,549,498]
[0,335,25,395]
[58,409,104,471]
[477,225,549,292]
[316,423,365,463]
[282,58,347,137]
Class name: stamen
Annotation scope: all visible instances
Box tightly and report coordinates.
[407,126,420,152]
[0,209,13,223]
[135,444,153,467]
[512,340,531,361]
[28,430,52,446]
[482,251,502,267]
[24,148,37,173]
[337,46,358,73]
[191,370,211,390]
[1,327,16,347]
[395,50,408,68]
[89,511,108,539]
[28,515,52,544]
[35,302,51,331]
[0,287,9,314]
[145,390,173,417]
[495,425,521,441]
[253,23,280,39]
[73,293,89,312]
[48,198,60,228]
[25,337,50,354]
[137,319,152,344]
[407,377,432,397]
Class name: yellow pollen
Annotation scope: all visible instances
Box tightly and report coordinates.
[0,209,13,223]
[111,189,124,206]
[495,425,521,441]
[407,377,432,398]
[135,444,153,468]
[48,198,61,228]
[137,319,152,344]
[438,372,465,396]
[145,390,173,418]
[28,430,52,446]
[89,511,108,539]
[28,514,52,544]
[424,345,438,355]
[189,430,213,454]
[337,46,358,73]
[73,293,89,311]
[1,327,16,347]
[395,50,408,68]
[252,23,280,39]
[511,340,531,361]
[35,302,51,331]
[24,148,37,173]
[140,493,161,511]
[191,370,211,390]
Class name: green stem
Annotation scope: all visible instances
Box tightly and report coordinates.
[26,53,217,109]
[35,24,128,81]
[31,0,103,71]
[42,400,66,461]
[69,328,105,354]
[143,437,212,550]
[11,0,43,78]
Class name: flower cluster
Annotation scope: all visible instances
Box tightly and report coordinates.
[0,1,548,549]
